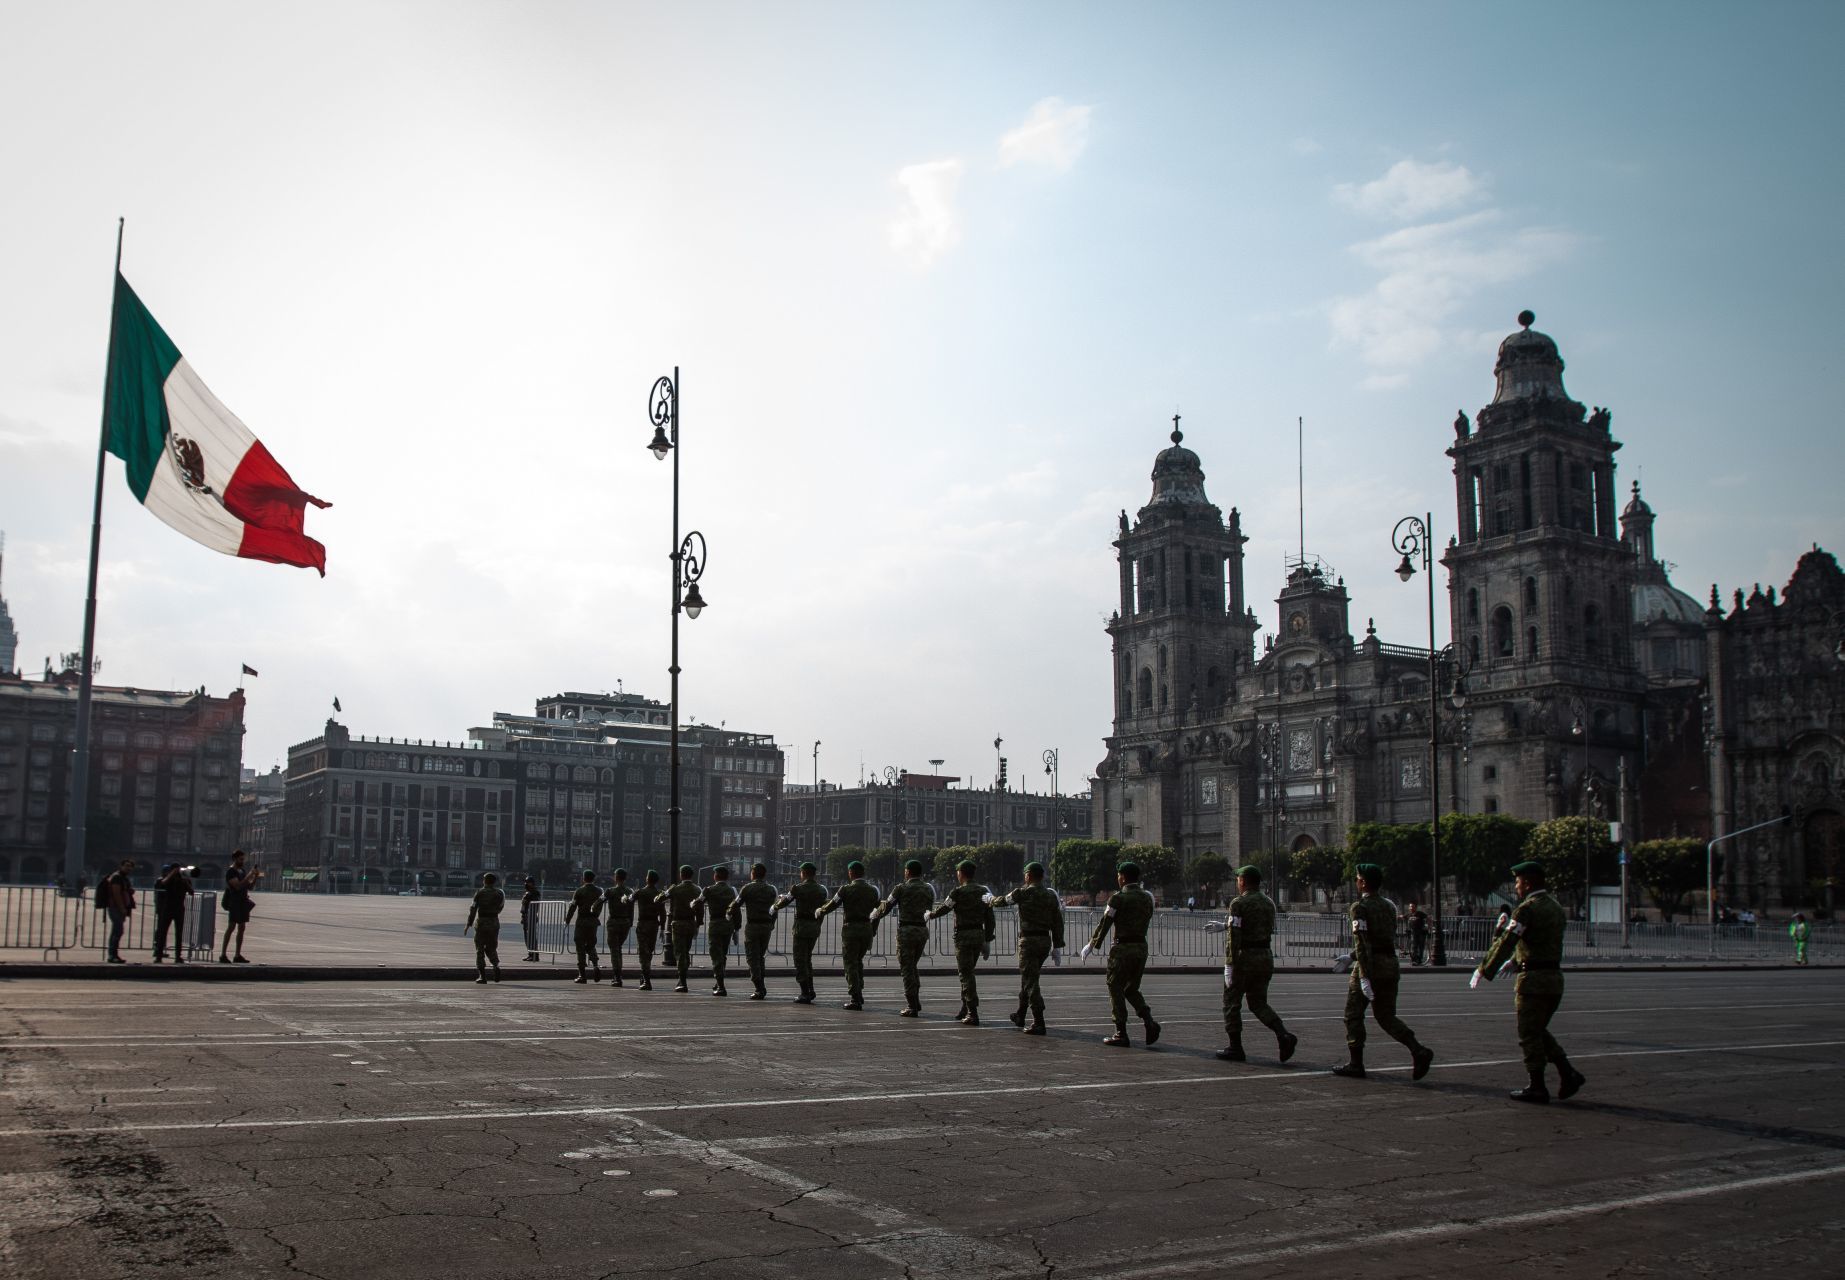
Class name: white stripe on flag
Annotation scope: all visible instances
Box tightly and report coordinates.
[139,358,255,555]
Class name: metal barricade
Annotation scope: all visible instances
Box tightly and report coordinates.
[0,885,89,958]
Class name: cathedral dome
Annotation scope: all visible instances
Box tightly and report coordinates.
[1622,482,1652,521]
[1492,309,1571,404]
[1632,580,1705,629]
[1149,424,1209,506]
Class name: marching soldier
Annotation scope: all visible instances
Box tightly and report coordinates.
[993,862,1064,1034]
[564,869,605,984]
[773,862,828,1004]
[1335,862,1434,1081]
[1217,864,1297,1063]
[1473,859,1586,1104]
[927,860,996,1025]
[464,872,505,984]
[604,868,635,987]
[1084,861,1161,1048]
[729,862,779,999]
[702,865,739,996]
[870,859,934,1017]
[816,860,882,1009]
[665,864,704,993]
[630,869,666,990]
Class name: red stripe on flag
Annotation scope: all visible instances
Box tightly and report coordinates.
[223,440,330,576]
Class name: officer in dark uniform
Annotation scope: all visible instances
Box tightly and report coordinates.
[1474,859,1586,1104]
[701,865,739,996]
[729,862,779,999]
[465,872,505,984]
[994,862,1065,1033]
[927,860,995,1025]
[1217,864,1298,1064]
[630,869,666,990]
[871,859,934,1016]
[1335,863,1433,1080]
[1086,861,1161,1048]
[604,868,634,987]
[816,860,881,1009]
[773,862,827,1003]
[563,870,604,984]
[665,865,704,993]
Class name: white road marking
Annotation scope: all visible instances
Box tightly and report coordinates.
[1,1037,1838,1139]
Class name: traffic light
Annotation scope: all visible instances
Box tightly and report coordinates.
[999,758,1008,790]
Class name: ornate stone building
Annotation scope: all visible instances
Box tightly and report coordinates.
[1093,311,1840,912]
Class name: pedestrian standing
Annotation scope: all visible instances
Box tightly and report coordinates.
[1472,860,1585,1104]
[665,865,704,993]
[1790,912,1811,966]
[816,861,880,1010]
[218,848,261,963]
[871,859,934,1017]
[1084,862,1161,1048]
[1334,863,1434,1081]
[564,870,604,983]
[1407,904,1430,967]
[101,859,136,964]
[730,863,779,999]
[773,862,827,1003]
[466,872,506,984]
[1217,864,1298,1064]
[604,868,634,987]
[927,860,996,1025]
[152,862,194,963]
[993,862,1064,1034]
[630,870,666,990]
[519,876,541,962]
[702,866,739,996]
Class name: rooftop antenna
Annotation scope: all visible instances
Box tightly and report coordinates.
[1297,415,1305,563]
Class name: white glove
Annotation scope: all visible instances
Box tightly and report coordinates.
[1469,970,1482,990]
[1080,943,1094,960]
[1223,964,1234,989]
[1360,978,1374,1000]
[981,892,996,906]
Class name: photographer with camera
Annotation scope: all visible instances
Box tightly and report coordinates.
[218,848,262,964]
[152,862,195,963]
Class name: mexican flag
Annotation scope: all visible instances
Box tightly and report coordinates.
[105,273,330,574]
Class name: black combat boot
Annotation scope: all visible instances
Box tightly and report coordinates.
[1009,999,1028,1029]
[1026,1013,1046,1036]
[1278,1032,1298,1063]
[639,976,653,991]
[1511,1070,1551,1104]
[1102,1024,1130,1048]
[1411,1045,1434,1081]
[899,1004,920,1018]
[750,984,766,1001]
[1557,1062,1586,1100]
[795,989,815,1004]
[954,1000,968,1021]
[1143,1016,1161,1046]
[573,970,588,985]
[962,1006,980,1027]
[1332,1050,1366,1079]
[1216,1038,1246,1063]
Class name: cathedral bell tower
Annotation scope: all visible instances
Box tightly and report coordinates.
[1097,420,1257,844]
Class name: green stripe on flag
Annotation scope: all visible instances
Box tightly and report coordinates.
[105,273,183,502]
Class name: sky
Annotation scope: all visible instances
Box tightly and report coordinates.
[2,1,1841,791]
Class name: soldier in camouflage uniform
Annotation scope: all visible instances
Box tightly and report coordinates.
[871,859,934,1016]
[563,870,604,984]
[701,865,738,996]
[1216,865,1298,1063]
[817,860,882,1009]
[927,860,996,1024]
[1085,862,1161,1048]
[665,865,704,993]
[729,862,779,1000]
[629,869,666,990]
[994,861,1064,1033]
[1474,859,1586,1104]
[773,862,827,1004]
[464,872,505,984]
[1334,863,1434,1081]
[603,868,634,988]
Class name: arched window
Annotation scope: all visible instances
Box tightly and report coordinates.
[1491,606,1515,658]
[1138,668,1153,712]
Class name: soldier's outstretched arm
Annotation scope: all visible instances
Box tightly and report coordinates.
[1347,903,1370,983]
[925,899,950,921]
[1088,903,1117,950]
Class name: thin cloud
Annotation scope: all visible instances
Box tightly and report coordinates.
[997,97,1092,172]
[889,158,965,267]
[1334,158,1484,222]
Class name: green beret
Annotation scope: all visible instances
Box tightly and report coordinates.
[904,859,924,876]
[1511,860,1545,879]
[1024,861,1044,877]
[847,860,865,876]
[645,869,660,883]
[799,861,817,874]
[613,868,628,879]
[1235,864,1262,882]
[957,860,977,875]
[1118,861,1141,881]
[1355,862,1383,883]
[677,864,694,877]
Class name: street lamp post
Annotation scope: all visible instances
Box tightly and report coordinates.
[1568,697,1595,947]
[646,369,709,881]
[1043,748,1059,862]
[1258,722,1285,892]
[1392,512,1447,966]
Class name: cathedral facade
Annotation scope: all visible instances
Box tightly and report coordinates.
[1093,312,1844,913]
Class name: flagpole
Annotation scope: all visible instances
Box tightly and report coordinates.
[63,218,124,891]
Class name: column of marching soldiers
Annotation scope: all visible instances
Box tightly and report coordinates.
[464,852,1590,1105]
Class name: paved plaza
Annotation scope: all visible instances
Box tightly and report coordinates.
[0,969,1841,1278]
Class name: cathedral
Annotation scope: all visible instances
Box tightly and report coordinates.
[1093,312,1845,913]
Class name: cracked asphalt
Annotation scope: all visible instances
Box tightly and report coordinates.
[1,968,1841,1278]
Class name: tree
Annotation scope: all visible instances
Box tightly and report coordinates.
[1291,845,1346,907]
[933,845,975,886]
[1122,843,1180,898]
[1439,813,1535,908]
[863,847,901,889]
[1190,853,1234,906]
[973,842,1026,889]
[824,845,868,882]
[1524,817,1620,907]
[1049,838,1121,903]
[1629,837,1712,920]
[1343,822,1431,898]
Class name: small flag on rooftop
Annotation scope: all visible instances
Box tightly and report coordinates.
[241,664,258,677]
